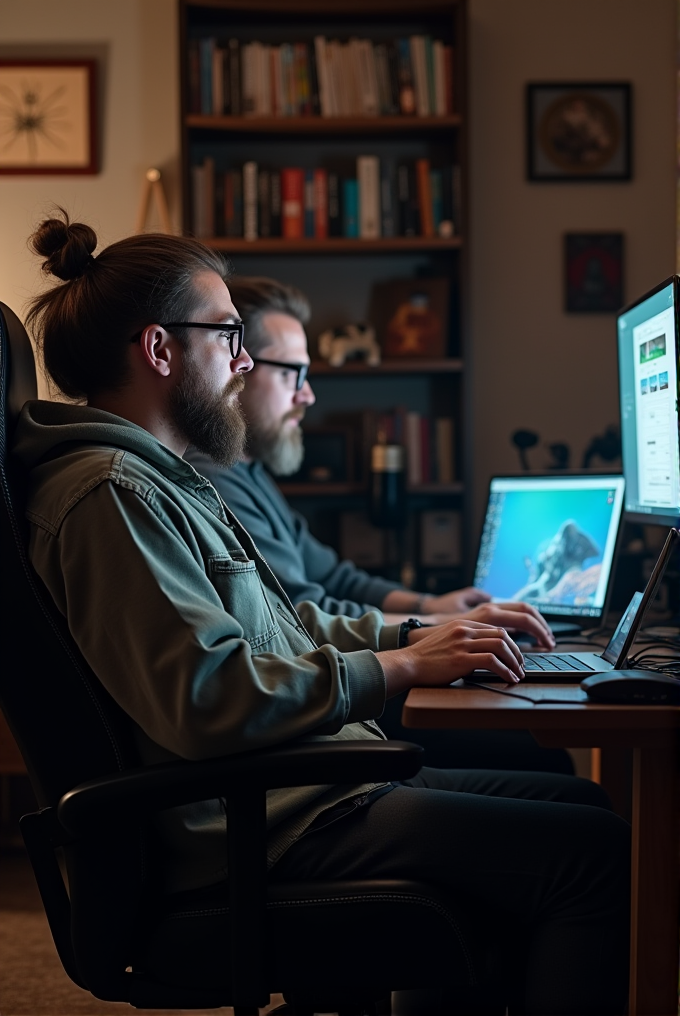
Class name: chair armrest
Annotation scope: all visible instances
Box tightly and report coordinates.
[57,739,423,836]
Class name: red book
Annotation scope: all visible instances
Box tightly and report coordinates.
[313,168,328,238]
[281,168,304,238]
[415,158,434,237]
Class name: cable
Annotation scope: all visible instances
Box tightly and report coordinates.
[465,682,586,706]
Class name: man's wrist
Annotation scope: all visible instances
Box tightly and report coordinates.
[397,617,425,648]
[413,593,435,614]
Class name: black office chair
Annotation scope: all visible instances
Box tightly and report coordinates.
[0,301,504,1015]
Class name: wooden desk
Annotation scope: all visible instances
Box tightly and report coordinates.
[402,683,680,1016]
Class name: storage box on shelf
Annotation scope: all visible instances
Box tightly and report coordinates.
[179,0,469,587]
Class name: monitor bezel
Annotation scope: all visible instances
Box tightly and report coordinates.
[616,274,680,528]
[472,472,626,625]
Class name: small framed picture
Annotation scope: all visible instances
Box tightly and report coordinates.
[287,428,354,484]
[564,233,624,313]
[0,59,97,174]
[527,83,631,182]
[369,277,450,359]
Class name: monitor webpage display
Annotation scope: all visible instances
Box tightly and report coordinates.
[617,277,680,525]
[473,476,625,619]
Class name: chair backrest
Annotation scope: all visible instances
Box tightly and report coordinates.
[0,302,142,808]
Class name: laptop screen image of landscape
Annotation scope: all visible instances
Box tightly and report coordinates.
[473,475,625,621]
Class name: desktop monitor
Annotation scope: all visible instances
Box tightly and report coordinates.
[617,276,680,526]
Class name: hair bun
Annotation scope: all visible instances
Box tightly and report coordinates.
[30,208,97,282]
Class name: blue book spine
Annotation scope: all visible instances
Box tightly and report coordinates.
[199,38,214,115]
[343,179,359,238]
[304,169,315,238]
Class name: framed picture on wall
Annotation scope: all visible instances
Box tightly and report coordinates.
[564,233,624,313]
[0,60,97,174]
[527,82,631,182]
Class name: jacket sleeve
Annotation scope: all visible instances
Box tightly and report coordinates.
[29,480,387,762]
[293,509,403,615]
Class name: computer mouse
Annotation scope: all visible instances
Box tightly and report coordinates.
[580,670,680,704]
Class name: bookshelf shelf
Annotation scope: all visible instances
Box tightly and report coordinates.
[278,482,365,497]
[208,237,462,253]
[309,358,463,375]
[186,114,463,133]
[278,482,464,498]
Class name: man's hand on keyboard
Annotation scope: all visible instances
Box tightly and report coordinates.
[451,602,555,651]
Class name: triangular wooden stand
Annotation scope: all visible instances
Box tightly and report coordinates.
[135,168,172,234]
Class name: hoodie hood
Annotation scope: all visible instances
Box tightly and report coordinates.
[12,399,195,484]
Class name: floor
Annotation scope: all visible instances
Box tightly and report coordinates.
[0,852,284,1016]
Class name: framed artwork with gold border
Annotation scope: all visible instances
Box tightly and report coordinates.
[527,82,631,182]
[0,59,97,174]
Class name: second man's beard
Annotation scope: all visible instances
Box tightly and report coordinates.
[245,408,305,476]
[170,357,247,468]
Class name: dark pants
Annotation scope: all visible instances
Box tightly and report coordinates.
[379,691,575,773]
[272,768,630,1015]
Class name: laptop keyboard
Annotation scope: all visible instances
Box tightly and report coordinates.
[523,654,594,672]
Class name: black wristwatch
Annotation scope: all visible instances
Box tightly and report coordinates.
[398,617,425,648]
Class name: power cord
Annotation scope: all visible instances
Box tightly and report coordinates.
[466,682,588,705]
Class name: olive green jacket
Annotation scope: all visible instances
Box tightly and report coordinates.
[13,401,400,892]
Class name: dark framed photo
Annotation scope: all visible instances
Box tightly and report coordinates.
[527,83,631,181]
[564,233,624,313]
[0,59,97,174]
[369,277,450,358]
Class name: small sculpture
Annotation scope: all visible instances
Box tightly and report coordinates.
[317,322,381,367]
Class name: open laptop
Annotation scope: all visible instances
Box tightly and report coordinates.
[466,526,679,683]
[472,474,625,630]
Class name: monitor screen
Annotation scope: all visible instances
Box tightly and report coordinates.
[472,475,625,619]
[617,277,680,526]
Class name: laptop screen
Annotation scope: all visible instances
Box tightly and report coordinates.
[473,475,625,620]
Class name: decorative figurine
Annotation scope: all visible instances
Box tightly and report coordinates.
[317,322,381,367]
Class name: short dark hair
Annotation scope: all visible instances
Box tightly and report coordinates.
[27,209,231,401]
[226,277,310,358]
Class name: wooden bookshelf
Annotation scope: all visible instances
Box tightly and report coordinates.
[180,0,470,585]
[308,358,463,375]
[187,114,462,133]
[208,237,462,253]
[278,481,464,497]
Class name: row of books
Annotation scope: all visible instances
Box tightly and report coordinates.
[188,35,454,118]
[373,410,456,486]
[191,157,460,241]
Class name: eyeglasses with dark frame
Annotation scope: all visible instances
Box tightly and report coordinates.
[251,357,310,391]
[129,321,245,360]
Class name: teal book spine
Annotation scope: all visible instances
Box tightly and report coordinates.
[343,179,359,237]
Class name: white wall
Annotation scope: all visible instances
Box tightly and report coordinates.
[0,0,180,395]
[468,0,676,529]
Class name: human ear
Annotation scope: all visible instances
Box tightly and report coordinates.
[138,325,175,378]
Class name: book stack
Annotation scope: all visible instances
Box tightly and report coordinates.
[362,409,455,487]
[405,412,455,487]
[188,35,454,118]
[191,157,460,240]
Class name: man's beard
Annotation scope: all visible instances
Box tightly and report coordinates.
[245,407,305,476]
[170,357,247,468]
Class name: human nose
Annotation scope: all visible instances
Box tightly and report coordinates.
[295,378,315,406]
[234,347,254,373]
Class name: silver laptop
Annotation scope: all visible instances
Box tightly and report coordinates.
[472,474,625,630]
[467,527,679,683]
